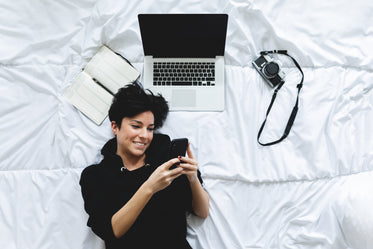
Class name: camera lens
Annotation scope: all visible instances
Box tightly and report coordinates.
[263,62,279,78]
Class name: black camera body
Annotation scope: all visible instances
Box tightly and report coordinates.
[252,54,285,88]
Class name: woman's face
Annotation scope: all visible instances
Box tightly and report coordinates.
[112,111,155,159]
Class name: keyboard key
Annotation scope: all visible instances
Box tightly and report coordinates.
[172,81,193,86]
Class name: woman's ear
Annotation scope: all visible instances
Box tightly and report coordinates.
[111,121,118,136]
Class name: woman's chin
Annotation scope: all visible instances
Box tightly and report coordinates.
[130,148,146,157]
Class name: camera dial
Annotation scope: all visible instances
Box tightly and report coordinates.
[252,53,285,88]
[263,62,280,78]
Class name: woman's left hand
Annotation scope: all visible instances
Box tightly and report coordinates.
[178,143,199,183]
[178,143,210,219]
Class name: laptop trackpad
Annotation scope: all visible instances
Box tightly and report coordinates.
[172,89,196,107]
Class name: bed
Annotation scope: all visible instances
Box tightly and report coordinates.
[1,0,373,248]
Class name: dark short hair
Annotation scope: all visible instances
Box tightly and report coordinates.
[108,83,169,129]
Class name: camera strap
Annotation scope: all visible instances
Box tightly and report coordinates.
[257,50,304,146]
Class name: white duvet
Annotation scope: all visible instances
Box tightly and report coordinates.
[1,1,372,248]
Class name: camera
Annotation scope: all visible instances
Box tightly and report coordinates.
[252,54,285,88]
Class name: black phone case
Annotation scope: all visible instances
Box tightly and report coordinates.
[169,138,188,168]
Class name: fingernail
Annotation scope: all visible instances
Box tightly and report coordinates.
[178,156,182,159]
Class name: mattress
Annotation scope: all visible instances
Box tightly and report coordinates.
[1,0,372,248]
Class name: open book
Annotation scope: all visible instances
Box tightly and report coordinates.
[63,45,140,125]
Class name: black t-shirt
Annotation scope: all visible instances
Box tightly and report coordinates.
[80,134,202,249]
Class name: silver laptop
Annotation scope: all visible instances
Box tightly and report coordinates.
[138,14,228,111]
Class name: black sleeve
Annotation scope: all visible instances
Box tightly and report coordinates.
[197,169,203,185]
[79,166,117,241]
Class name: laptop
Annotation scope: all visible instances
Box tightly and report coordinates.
[138,14,228,111]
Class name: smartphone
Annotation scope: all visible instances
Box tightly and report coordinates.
[169,138,188,169]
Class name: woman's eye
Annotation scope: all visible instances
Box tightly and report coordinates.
[148,127,155,131]
[131,125,140,129]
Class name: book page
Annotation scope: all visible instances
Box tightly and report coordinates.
[84,46,140,94]
[63,71,113,125]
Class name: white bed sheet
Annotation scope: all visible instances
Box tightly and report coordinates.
[1,0,373,248]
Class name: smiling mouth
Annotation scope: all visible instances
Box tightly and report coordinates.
[133,142,146,146]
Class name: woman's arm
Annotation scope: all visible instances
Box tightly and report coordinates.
[188,173,210,218]
[178,145,210,218]
[111,158,183,238]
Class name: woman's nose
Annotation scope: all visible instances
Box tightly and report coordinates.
[139,128,150,138]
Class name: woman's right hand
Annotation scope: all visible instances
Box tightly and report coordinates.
[144,158,183,194]
[111,158,183,238]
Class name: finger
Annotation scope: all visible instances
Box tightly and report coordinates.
[178,155,197,165]
[186,143,194,159]
[178,163,197,171]
[162,158,181,170]
[169,166,183,176]
[170,173,183,183]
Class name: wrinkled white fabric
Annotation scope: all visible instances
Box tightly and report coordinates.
[1,0,372,248]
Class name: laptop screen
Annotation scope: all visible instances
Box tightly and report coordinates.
[138,14,228,58]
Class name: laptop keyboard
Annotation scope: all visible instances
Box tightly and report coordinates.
[153,62,215,86]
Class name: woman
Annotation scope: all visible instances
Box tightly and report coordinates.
[80,83,209,249]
